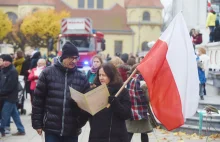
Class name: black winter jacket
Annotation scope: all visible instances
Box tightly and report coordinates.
[0,64,18,103]
[32,60,90,136]
[89,85,131,142]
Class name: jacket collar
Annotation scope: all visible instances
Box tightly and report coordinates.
[2,64,13,73]
[107,83,123,96]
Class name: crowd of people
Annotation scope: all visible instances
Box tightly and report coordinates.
[0,50,49,136]
[0,31,212,141]
[0,42,158,142]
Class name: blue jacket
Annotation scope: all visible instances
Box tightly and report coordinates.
[197,57,206,84]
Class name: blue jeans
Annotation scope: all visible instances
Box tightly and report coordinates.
[209,26,215,42]
[199,83,205,97]
[0,101,25,134]
[45,132,78,142]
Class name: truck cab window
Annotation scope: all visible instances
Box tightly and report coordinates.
[66,36,95,51]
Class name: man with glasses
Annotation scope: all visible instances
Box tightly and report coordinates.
[32,42,90,142]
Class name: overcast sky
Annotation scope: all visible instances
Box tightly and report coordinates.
[160,0,173,21]
[160,0,173,7]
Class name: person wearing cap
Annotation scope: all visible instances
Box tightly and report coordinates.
[32,42,90,142]
[0,54,26,136]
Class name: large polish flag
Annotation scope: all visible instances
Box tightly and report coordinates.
[137,13,200,130]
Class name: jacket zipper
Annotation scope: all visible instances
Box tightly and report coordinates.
[61,69,68,136]
[108,113,113,142]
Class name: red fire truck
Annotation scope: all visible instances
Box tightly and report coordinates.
[57,18,105,68]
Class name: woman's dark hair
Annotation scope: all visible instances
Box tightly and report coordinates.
[94,62,123,86]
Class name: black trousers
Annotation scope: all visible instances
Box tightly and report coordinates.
[128,132,149,142]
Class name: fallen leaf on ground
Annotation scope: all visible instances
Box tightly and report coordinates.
[173,132,186,136]
[209,134,220,139]
[190,133,198,137]
[199,135,205,139]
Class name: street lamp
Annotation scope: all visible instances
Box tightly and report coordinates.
[138,15,141,53]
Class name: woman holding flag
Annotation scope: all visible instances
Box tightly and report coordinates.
[89,62,131,142]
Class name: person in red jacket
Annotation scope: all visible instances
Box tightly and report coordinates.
[28,59,46,104]
[192,29,203,45]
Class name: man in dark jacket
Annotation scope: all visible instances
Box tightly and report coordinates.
[20,54,31,104]
[0,54,26,136]
[213,20,220,42]
[32,42,90,142]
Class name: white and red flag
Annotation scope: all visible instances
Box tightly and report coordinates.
[137,13,200,130]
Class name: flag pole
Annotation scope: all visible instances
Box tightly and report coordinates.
[106,69,137,108]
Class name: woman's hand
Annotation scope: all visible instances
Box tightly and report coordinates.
[90,84,96,88]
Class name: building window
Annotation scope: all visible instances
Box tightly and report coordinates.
[6,12,18,24]
[115,40,123,55]
[142,41,150,51]
[97,0,103,9]
[78,0,85,8]
[88,0,94,8]
[143,11,150,21]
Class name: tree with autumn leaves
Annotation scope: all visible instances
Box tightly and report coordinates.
[4,20,26,51]
[3,9,69,51]
[20,9,70,48]
[0,10,12,43]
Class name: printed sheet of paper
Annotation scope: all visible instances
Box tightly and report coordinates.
[69,87,91,114]
[85,84,110,115]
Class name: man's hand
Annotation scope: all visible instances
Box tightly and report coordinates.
[36,129,42,135]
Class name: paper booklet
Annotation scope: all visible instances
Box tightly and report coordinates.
[69,84,110,116]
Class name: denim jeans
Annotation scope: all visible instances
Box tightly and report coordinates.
[209,26,215,42]
[0,101,25,134]
[199,83,205,97]
[45,132,78,142]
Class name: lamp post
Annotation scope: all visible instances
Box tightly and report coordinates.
[138,15,141,53]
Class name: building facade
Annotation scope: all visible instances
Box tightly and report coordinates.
[0,0,163,56]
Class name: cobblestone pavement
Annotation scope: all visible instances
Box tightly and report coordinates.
[0,98,219,142]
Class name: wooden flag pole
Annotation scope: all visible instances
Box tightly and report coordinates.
[106,69,137,108]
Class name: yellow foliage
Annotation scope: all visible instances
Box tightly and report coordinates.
[0,10,12,40]
[21,9,70,39]
[209,134,220,139]
[173,132,186,136]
